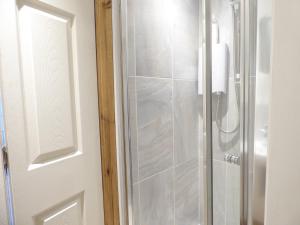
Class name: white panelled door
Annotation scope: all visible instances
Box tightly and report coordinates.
[0,0,104,224]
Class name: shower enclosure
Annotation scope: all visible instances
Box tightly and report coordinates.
[119,0,272,224]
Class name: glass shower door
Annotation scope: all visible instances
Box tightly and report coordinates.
[210,1,241,225]
[202,0,246,224]
[121,0,267,224]
[201,0,269,224]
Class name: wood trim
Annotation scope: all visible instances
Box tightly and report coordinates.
[95,1,120,225]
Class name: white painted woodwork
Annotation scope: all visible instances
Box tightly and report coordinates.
[0,0,104,224]
[18,4,77,165]
[36,194,83,225]
[265,0,300,224]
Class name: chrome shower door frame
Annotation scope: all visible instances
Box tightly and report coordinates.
[117,0,259,224]
[241,0,259,224]
[201,0,213,224]
[201,0,258,225]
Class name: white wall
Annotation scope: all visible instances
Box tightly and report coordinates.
[265,0,300,224]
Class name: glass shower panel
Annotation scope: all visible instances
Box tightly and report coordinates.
[251,0,272,223]
[210,0,241,224]
[124,0,203,225]
[123,0,269,224]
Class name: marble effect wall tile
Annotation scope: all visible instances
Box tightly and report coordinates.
[225,163,240,225]
[127,0,136,76]
[199,158,205,225]
[133,184,140,225]
[128,77,139,183]
[139,169,174,225]
[135,0,172,77]
[175,159,200,225]
[172,0,200,80]
[136,77,173,180]
[174,80,202,165]
[213,160,226,225]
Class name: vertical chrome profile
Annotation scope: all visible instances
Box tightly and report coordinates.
[202,0,213,224]
[113,0,133,225]
[239,0,247,223]
[119,0,134,225]
[240,0,252,224]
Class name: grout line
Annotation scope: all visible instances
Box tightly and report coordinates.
[173,78,199,82]
[135,166,174,185]
[135,75,173,80]
[132,157,202,186]
[133,158,203,186]
[174,157,200,169]
[129,74,199,82]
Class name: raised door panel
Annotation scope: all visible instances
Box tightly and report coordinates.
[18,3,79,166]
[35,194,83,225]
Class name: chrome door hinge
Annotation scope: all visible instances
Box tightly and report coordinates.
[2,145,8,171]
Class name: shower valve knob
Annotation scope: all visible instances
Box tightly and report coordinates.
[224,153,240,165]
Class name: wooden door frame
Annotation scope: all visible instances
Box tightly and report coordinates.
[94,1,122,225]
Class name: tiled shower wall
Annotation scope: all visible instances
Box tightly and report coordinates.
[126,0,201,224]
[125,0,240,224]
